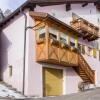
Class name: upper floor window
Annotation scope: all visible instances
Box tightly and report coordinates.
[39,26,45,38]
[70,37,75,47]
[88,47,93,56]
[49,27,57,39]
[60,32,67,44]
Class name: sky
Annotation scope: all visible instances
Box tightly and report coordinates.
[0,0,26,12]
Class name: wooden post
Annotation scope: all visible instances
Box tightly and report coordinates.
[45,22,49,59]
[57,31,60,62]
[75,36,78,48]
[67,35,70,45]
[35,21,39,61]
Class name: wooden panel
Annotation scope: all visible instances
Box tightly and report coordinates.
[70,18,99,41]
[48,43,59,61]
[36,42,46,60]
[60,48,69,63]
[68,50,78,65]
[43,68,63,96]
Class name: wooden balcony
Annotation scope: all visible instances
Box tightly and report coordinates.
[36,36,78,67]
[70,17,99,41]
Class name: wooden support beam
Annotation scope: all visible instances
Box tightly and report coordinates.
[45,22,49,59]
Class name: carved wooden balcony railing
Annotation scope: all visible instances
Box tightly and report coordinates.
[70,17,99,41]
[36,35,78,67]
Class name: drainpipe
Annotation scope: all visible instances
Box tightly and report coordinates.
[20,8,48,95]
[20,8,27,95]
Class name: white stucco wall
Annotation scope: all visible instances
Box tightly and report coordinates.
[0,12,28,92]
[63,67,82,94]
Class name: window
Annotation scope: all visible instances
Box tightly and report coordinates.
[9,65,13,77]
[70,37,75,47]
[78,44,85,54]
[60,32,67,44]
[88,47,93,56]
[39,26,45,38]
[49,27,57,39]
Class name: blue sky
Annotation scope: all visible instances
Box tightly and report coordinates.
[0,0,26,11]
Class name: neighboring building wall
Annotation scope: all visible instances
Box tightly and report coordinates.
[0,12,27,92]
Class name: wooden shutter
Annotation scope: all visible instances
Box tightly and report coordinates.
[93,48,96,58]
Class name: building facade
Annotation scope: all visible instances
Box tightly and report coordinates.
[0,1,100,97]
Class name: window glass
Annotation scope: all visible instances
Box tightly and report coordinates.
[70,37,75,46]
[39,26,45,38]
[60,32,67,43]
[49,27,57,39]
[88,47,93,56]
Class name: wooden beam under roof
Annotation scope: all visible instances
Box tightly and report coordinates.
[29,0,98,6]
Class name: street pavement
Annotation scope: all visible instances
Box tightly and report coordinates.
[31,88,100,100]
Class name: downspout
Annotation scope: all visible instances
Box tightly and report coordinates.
[20,8,27,95]
[20,8,48,95]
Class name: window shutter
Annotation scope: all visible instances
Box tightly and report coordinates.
[93,48,96,58]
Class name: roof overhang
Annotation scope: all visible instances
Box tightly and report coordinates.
[0,0,99,29]
[29,0,99,6]
[29,12,83,36]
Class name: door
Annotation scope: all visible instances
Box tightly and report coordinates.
[43,68,63,96]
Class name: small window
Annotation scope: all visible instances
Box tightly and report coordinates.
[49,27,57,39]
[9,65,13,77]
[39,26,45,38]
